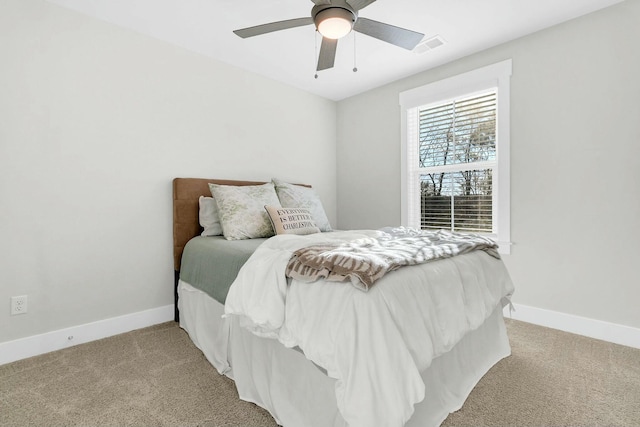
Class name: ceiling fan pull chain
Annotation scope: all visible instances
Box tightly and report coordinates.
[353,31,358,73]
[314,30,319,79]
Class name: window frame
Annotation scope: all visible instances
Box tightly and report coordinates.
[400,60,512,254]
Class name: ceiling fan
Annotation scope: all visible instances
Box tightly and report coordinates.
[233,0,424,72]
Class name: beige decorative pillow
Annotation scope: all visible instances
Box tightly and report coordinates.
[208,183,281,240]
[272,178,332,232]
[264,206,321,236]
[198,196,223,236]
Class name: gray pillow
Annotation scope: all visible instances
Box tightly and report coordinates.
[198,196,222,236]
[272,178,332,232]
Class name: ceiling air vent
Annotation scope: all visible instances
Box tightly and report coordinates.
[413,35,446,54]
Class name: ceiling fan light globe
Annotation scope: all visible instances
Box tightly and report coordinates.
[318,17,352,39]
[316,8,354,39]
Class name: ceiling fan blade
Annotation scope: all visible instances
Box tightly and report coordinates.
[310,0,332,4]
[354,17,424,50]
[346,0,377,11]
[317,37,338,71]
[234,17,313,38]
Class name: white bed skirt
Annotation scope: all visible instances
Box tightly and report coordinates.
[178,280,511,427]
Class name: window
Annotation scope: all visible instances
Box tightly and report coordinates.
[400,60,511,253]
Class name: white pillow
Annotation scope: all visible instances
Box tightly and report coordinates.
[264,206,321,236]
[272,178,332,232]
[209,183,281,240]
[198,196,223,236]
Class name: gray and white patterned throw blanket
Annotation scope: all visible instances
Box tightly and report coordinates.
[285,227,500,291]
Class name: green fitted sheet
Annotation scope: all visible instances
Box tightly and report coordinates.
[179,236,268,304]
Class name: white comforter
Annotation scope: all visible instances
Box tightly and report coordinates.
[224,230,514,427]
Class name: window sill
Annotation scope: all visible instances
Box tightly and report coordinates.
[478,233,511,255]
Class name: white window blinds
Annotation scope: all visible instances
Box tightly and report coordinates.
[417,92,496,233]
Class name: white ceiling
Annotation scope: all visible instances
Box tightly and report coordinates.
[45,0,623,101]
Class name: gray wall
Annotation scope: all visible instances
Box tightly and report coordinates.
[337,0,640,329]
[2,0,638,347]
[0,0,337,343]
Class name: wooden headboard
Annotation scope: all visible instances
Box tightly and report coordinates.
[172,177,266,272]
[172,178,266,322]
[172,177,312,322]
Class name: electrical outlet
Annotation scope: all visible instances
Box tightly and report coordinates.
[11,295,28,315]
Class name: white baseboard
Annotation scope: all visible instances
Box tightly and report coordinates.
[3,303,637,366]
[0,305,174,366]
[504,303,640,349]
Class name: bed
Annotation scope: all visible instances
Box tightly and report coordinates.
[172,177,514,427]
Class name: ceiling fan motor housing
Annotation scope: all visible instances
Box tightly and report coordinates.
[312,2,358,31]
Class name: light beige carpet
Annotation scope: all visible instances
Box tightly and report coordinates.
[1,319,639,426]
